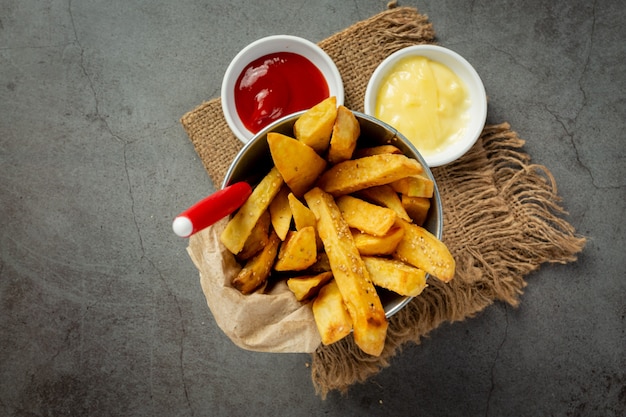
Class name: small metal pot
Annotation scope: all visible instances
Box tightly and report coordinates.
[223,110,443,318]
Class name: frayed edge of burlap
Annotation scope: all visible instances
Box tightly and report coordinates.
[309,123,586,399]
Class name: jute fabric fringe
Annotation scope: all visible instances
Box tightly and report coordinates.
[180,6,586,398]
[309,123,586,397]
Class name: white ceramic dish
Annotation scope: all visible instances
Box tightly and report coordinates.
[364,44,487,167]
[221,35,344,144]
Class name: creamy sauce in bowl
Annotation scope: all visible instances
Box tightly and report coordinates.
[373,56,471,160]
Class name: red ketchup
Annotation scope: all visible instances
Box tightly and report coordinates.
[234,52,330,133]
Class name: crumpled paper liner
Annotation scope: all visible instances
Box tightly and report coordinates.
[179,6,586,398]
[186,218,321,353]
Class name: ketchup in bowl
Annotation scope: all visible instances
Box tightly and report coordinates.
[234,52,329,133]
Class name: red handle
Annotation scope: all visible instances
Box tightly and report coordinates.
[172,181,252,237]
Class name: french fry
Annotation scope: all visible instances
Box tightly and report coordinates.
[390,175,434,198]
[304,187,387,357]
[286,271,333,301]
[402,195,431,226]
[232,231,281,294]
[353,145,402,158]
[220,167,284,255]
[363,256,427,297]
[237,210,271,260]
[287,193,317,231]
[316,153,423,197]
[312,280,353,345]
[328,105,360,164]
[269,185,292,240]
[288,192,322,248]
[394,218,455,282]
[293,96,337,153]
[267,132,327,197]
[356,184,412,222]
[274,226,318,272]
[336,195,396,237]
[352,226,404,256]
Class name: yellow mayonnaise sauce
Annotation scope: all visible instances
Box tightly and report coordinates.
[375,56,470,158]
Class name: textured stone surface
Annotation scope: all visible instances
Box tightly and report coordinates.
[1,0,624,416]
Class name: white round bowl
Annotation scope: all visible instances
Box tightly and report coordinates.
[364,45,487,167]
[221,35,344,144]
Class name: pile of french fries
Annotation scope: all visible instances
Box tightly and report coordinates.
[220,97,455,357]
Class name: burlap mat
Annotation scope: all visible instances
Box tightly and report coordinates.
[180,6,586,398]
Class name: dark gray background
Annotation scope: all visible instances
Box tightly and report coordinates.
[1,1,624,416]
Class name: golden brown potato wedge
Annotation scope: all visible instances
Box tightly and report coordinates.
[362,256,427,297]
[232,231,281,294]
[316,153,423,197]
[328,105,360,164]
[402,195,431,226]
[274,226,318,272]
[336,195,396,237]
[237,210,271,260]
[393,218,455,282]
[269,185,292,241]
[353,145,402,158]
[288,192,322,248]
[356,184,412,222]
[312,280,353,345]
[293,96,337,153]
[352,226,404,256]
[286,271,333,301]
[390,175,434,198]
[220,167,284,255]
[304,187,387,357]
[287,193,317,231]
[267,132,327,197]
